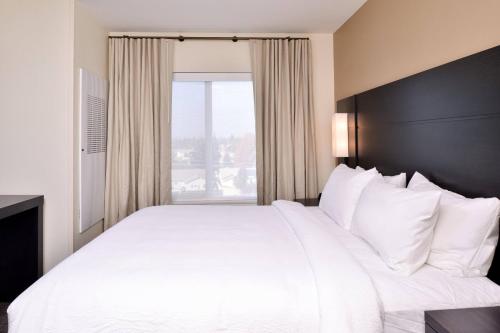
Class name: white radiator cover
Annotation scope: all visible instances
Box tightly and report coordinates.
[79,68,107,233]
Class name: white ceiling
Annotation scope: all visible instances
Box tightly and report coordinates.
[79,0,366,33]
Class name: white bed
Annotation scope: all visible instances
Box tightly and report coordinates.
[309,207,500,332]
[8,202,500,333]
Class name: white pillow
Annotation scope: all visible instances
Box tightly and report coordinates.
[319,164,378,229]
[351,180,441,275]
[355,166,406,188]
[408,172,500,277]
[384,174,407,188]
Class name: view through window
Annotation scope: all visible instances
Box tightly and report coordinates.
[171,73,256,203]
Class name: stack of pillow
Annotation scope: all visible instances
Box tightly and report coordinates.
[319,164,500,276]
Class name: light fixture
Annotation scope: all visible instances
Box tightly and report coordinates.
[332,113,349,158]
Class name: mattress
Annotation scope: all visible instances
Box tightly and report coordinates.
[308,207,500,333]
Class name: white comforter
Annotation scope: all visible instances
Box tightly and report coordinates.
[8,201,383,333]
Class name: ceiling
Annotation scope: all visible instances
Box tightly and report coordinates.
[79,0,366,33]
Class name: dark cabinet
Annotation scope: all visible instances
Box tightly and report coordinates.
[0,195,43,302]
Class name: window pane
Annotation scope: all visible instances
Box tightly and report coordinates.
[171,81,206,199]
[171,77,256,203]
[212,81,256,199]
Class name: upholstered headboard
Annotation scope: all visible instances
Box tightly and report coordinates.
[337,45,500,284]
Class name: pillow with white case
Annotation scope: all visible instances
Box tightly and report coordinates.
[355,166,406,188]
[351,179,442,275]
[408,172,500,277]
[319,164,378,230]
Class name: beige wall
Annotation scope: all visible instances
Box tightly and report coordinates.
[73,2,109,250]
[334,0,500,100]
[309,34,335,188]
[111,32,335,190]
[174,39,251,72]
[0,0,75,271]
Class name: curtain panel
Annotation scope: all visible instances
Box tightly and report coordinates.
[250,39,318,205]
[105,38,174,228]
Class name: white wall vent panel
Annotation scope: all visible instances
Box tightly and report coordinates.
[79,68,108,233]
[86,95,107,154]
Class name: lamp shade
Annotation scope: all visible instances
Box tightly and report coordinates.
[333,113,349,158]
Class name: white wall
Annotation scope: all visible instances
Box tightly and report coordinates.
[73,2,109,250]
[112,32,335,190]
[174,40,251,73]
[0,0,75,271]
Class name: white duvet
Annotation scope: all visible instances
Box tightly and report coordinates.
[8,201,383,333]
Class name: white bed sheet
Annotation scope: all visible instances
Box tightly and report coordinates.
[8,202,383,333]
[10,203,500,333]
[308,207,500,333]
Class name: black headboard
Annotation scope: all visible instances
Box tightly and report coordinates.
[337,45,500,284]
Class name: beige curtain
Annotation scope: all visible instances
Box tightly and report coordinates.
[250,39,318,205]
[105,38,174,229]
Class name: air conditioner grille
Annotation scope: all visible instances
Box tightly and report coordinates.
[86,95,107,154]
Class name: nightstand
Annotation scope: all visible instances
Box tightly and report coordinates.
[294,198,319,206]
[425,307,500,333]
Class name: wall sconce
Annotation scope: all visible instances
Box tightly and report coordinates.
[333,113,349,161]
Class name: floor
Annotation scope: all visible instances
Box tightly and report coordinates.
[0,303,7,333]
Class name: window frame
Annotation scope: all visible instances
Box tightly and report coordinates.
[171,72,257,205]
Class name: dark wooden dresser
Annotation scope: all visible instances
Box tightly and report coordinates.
[425,307,500,333]
[0,195,43,302]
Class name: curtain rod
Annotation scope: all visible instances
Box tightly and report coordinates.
[108,35,309,42]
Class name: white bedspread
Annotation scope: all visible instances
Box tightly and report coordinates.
[8,202,383,333]
[309,207,500,333]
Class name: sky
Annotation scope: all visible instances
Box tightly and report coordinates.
[171,80,256,140]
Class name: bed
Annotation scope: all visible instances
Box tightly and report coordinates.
[9,202,384,332]
[8,42,500,333]
[8,202,500,333]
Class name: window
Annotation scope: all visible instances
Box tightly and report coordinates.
[171,73,256,203]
